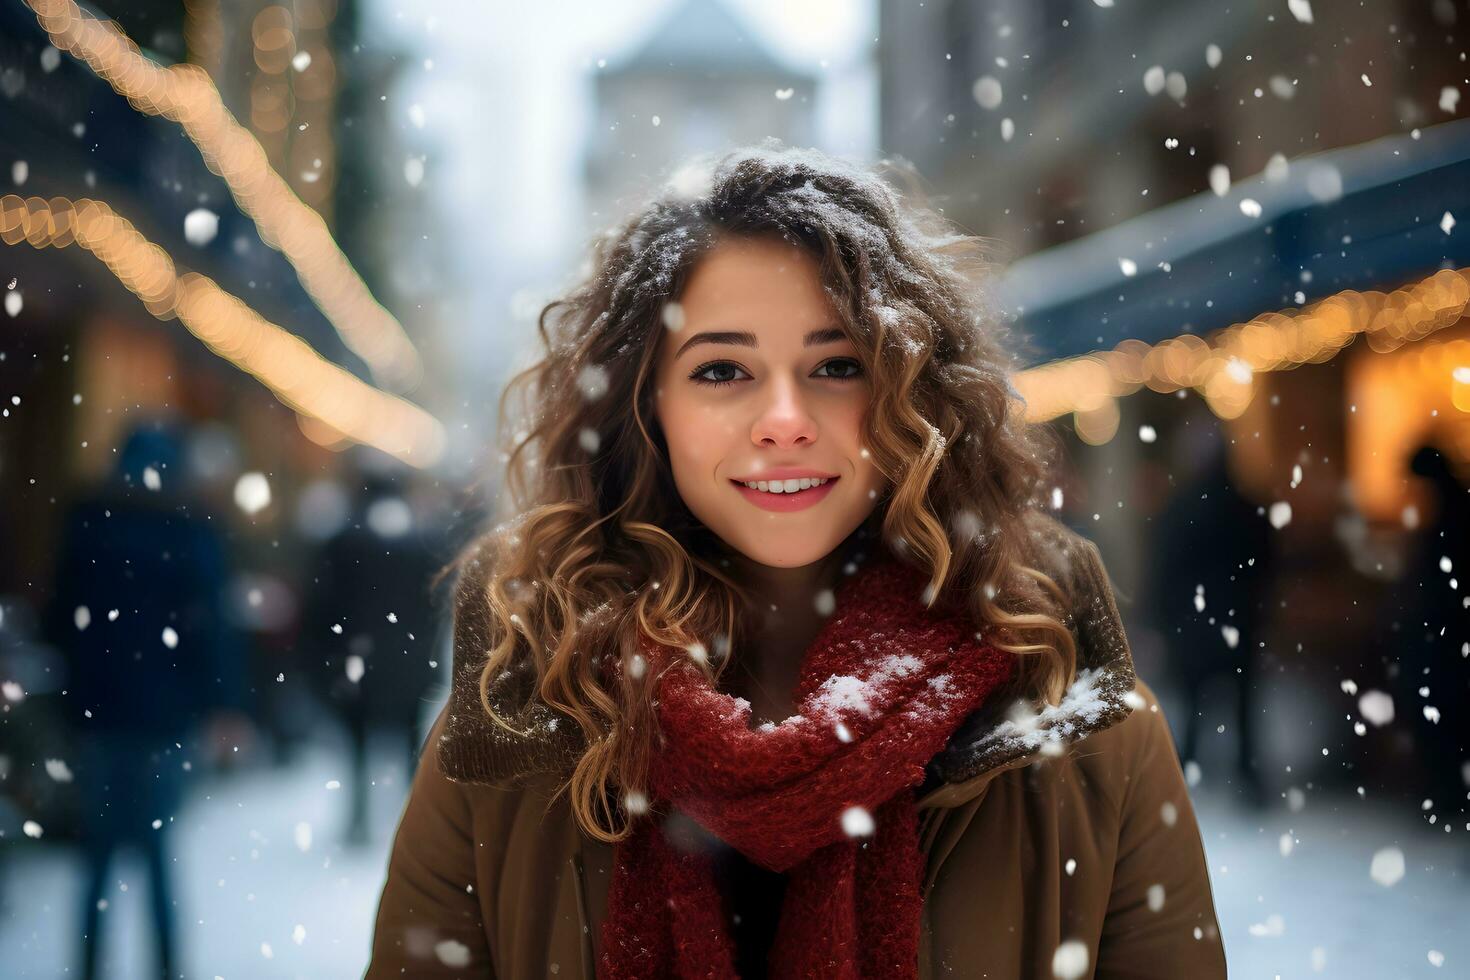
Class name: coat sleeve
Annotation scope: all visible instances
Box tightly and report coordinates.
[364,705,496,978]
[1095,684,1229,978]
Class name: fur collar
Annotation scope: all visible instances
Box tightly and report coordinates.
[435,512,1138,794]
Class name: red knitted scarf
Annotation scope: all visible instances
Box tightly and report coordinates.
[597,551,1016,979]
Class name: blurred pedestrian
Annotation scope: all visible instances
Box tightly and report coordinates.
[300,460,453,846]
[44,416,251,979]
[1154,421,1275,808]
[1398,444,1470,826]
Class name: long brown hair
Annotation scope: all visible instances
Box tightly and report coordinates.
[440,141,1078,844]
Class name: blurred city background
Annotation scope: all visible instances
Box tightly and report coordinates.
[2,0,1469,977]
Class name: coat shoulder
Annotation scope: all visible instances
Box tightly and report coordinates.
[924,512,1139,791]
[436,534,589,788]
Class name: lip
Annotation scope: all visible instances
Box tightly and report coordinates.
[730,475,839,512]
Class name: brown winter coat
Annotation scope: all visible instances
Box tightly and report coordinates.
[366,516,1228,978]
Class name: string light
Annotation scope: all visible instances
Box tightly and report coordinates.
[23,0,422,392]
[1,194,445,467]
[1015,266,1470,445]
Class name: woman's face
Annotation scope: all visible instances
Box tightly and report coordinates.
[653,235,889,569]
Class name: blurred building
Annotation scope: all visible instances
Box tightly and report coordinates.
[0,0,471,837]
[878,0,1470,808]
[879,0,1461,256]
[583,0,817,231]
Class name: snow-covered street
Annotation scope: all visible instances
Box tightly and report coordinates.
[3,721,1466,978]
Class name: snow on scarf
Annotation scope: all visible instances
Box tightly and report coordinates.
[598,550,1017,979]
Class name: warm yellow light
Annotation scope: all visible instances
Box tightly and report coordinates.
[2,195,444,468]
[1017,266,1470,432]
[23,0,422,393]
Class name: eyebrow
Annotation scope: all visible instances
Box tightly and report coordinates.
[672,326,849,360]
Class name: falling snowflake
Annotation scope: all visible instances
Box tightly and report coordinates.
[840,805,874,837]
[623,789,649,816]
[1358,690,1394,727]
[577,363,610,401]
[1248,913,1285,937]
[1369,846,1405,887]
[435,939,472,967]
[184,208,219,247]
[1209,164,1230,196]
[1052,939,1089,979]
[972,76,1002,110]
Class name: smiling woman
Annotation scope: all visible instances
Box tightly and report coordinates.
[366,141,1227,979]
[654,236,889,563]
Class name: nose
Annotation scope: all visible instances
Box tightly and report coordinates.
[750,376,818,448]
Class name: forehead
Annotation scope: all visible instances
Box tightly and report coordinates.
[677,236,835,325]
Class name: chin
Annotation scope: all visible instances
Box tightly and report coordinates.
[731,539,837,569]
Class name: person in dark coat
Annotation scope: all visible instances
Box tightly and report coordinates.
[300,462,454,846]
[1154,424,1275,808]
[45,416,250,980]
[1397,444,1470,826]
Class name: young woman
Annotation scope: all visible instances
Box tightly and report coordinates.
[366,143,1227,979]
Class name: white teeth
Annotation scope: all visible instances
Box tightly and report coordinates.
[742,477,829,494]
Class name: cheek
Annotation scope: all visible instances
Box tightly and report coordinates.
[658,393,726,474]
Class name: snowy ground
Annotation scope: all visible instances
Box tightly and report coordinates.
[1189,780,1469,978]
[0,724,407,980]
[2,733,1467,978]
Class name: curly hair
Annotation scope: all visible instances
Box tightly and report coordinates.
[438,140,1079,844]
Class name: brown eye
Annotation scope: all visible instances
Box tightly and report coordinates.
[816,358,863,380]
[689,361,748,387]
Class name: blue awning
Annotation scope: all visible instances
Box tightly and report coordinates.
[1000,117,1470,366]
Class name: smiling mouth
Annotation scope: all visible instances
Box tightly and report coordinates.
[730,476,838,495]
